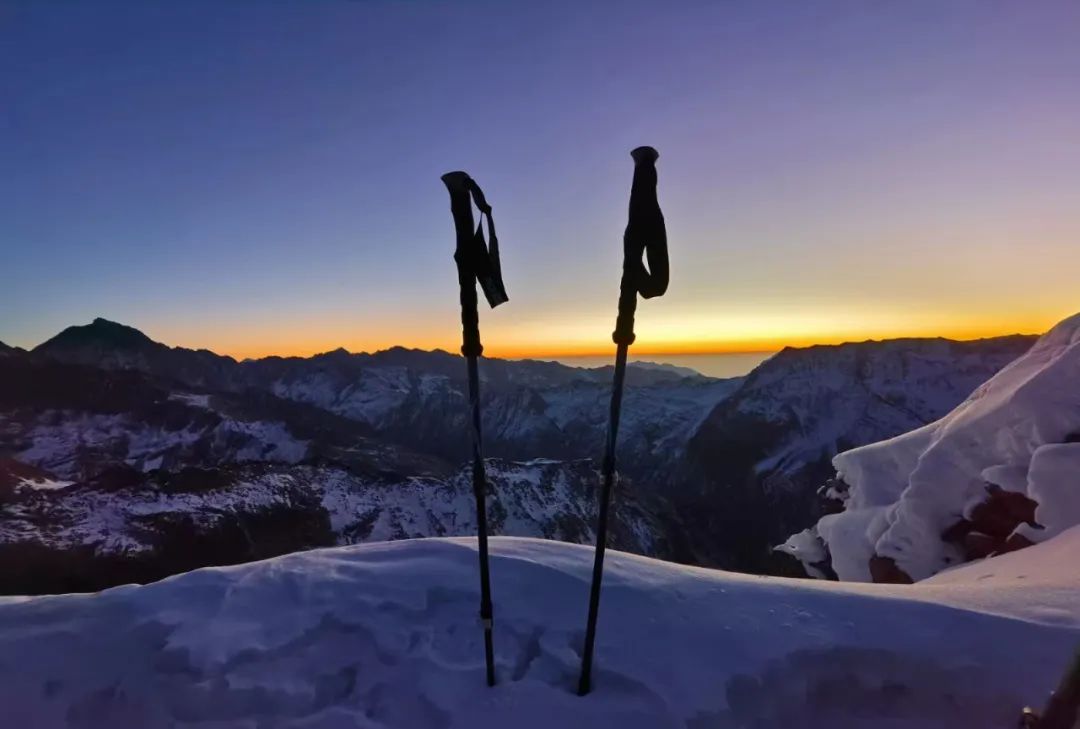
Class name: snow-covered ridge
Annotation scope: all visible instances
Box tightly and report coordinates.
[782,312,1080,582]
[681,333,1034,571]
[0,535,1075,728]
[697,333,1037,477]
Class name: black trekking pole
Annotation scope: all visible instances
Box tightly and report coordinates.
[441,170,508,688]
[578,146,669,696]
[1022,646,1080,728]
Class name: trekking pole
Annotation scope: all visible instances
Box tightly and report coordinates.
[441,170,508,687]
[1022,646,1080,728]
[578,146,669,696]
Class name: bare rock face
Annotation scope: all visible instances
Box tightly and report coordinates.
[855,483,1044,584]
[942,484,1042,562]
[0,457,61,497]
[969,486,1039,537]
[868,555,913,585]
[961,531,999,560]
[999,532,1037,555]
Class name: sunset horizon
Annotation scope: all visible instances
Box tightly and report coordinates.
[9,310,1060,363]
[5,2,1078,366]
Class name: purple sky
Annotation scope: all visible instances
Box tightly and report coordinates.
[3,1,1079,357]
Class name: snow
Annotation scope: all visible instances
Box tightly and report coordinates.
[15,410,309,480]
[1023,442,1080,541]
[273,367,422,426]
[772,527,828,577]
[16,476,74,492]
[0,459,663,561]
[795,313,1080,581]
[717,337,1029,482]
[229,420,309,463]
[317,459,660,554]
[914,523,1080,627]
[0,536,1074,729]
[813,509,882,582]
[0,471,300,554]
[264,355,737,478]
[169,392,214,410]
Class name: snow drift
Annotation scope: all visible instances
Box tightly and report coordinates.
[781,312,1080,582]
[0,534,1077,729]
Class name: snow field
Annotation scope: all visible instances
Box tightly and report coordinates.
[0,535,1075,728]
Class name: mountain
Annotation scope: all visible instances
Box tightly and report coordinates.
[255,349,737,479]
[0,353,444,482]
[0,341,16,357]
[30,319,739,481]
[0,350,680,594]
[677,335,1037,571]
[781,313,1080,583]
[0,534,1075,728]
[2,317,1043,590]
[33,317,241,388]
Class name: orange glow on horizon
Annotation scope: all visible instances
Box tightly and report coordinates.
[198,320,1050,362]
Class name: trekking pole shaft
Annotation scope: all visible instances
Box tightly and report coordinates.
[578,341,629,696]
[466,354,497,687]
[577,145,665,697]
[443,170,497,687]
[1037,649,1080,728]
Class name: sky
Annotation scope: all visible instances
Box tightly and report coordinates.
[2,0,1079,359]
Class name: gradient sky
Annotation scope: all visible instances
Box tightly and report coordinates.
[3,1,1079,359]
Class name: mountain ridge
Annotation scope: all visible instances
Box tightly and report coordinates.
[19,316,1042,380]
[0,316,1042,588]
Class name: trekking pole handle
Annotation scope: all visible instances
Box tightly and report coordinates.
[613,146,669,346]
[442,171,508,358]
[442,171,485,358]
